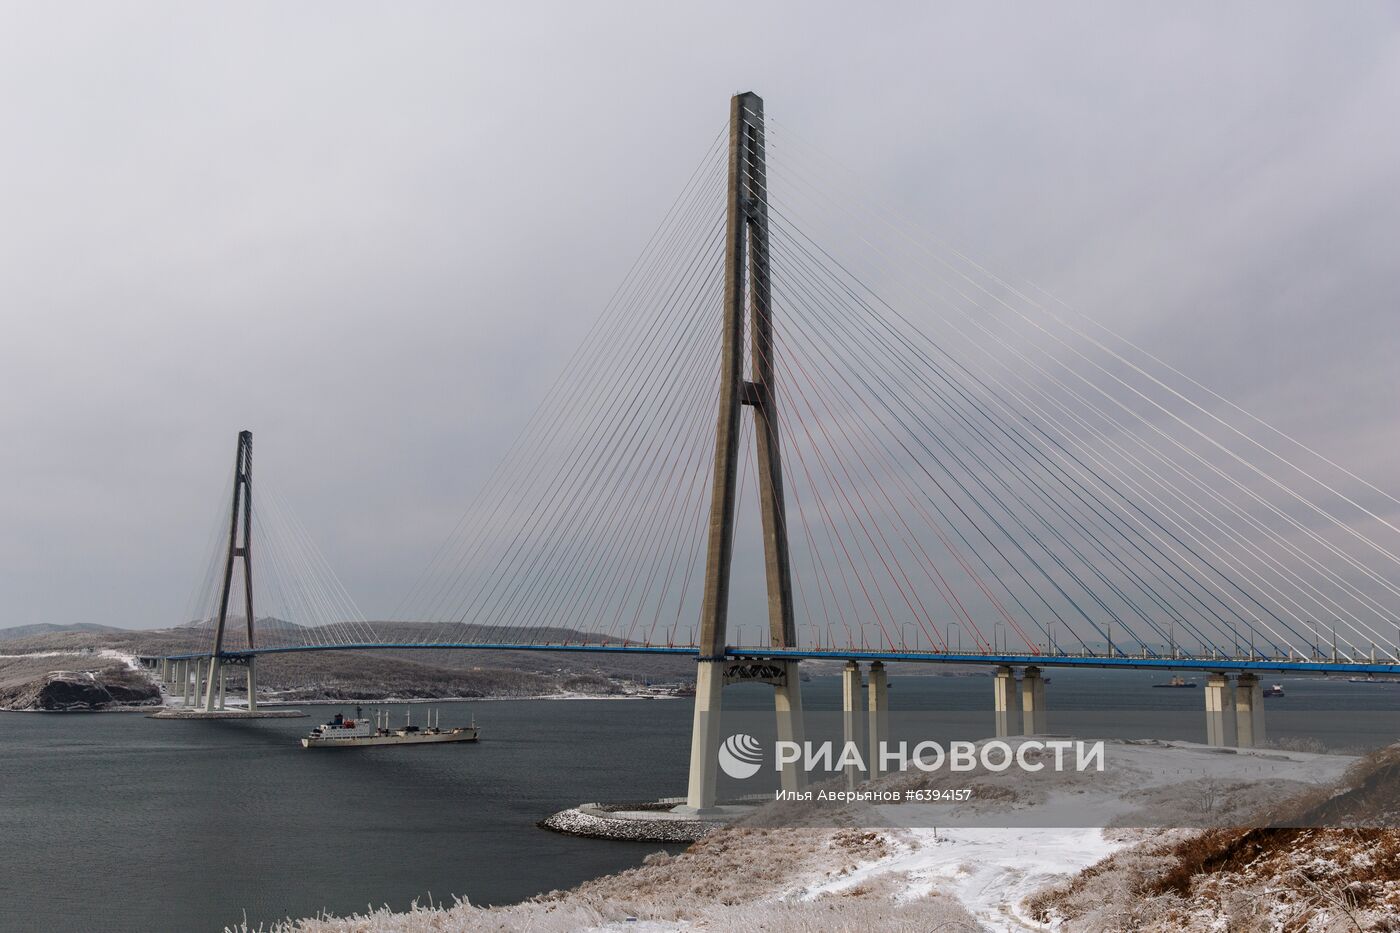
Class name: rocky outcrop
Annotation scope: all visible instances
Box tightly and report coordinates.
[2,668,161,711]
[539,802,721,843]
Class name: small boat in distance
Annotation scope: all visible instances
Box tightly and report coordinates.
[301,706,480,749]
[1152,675,1197,688]
[1263,683,1285,697]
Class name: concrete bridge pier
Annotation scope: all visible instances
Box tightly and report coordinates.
[842,661,866,788]
[680,656,804,813]
[1234,673,1265,748]
[180,660,191,704]
[993,665,1020,737]
[246,658,258,712]
[1205,673,1237,747]
[773,660,805,794]
[204,656,221,711]
[681,661,724,815]
[1020,666,1047,734]
[867,661,889,779]
[216,664,227,710]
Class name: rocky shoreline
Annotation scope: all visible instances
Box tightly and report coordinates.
[539,801,721,843]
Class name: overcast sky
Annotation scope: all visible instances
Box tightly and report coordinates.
[2,2,1398,629]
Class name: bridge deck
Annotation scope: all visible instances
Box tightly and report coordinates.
[162,642,1400,675]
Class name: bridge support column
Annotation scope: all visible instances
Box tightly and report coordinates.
[843,661,865,788]
[1020,666,1047,735]
[217,664,227,710]
[1205,673,1236,747]
[993,665,1020,737]
[204,656,220,711]
[681,660,725,814]
[180,660,190,704]
[680,658,803,811]
[774,661,805,794]
[246,658,257,712]
[867,661,889,779]
[1234,674,1264,748]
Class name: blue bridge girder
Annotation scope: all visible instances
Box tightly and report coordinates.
[160,642,1400,675]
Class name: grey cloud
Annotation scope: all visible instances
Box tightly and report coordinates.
[1,2,1397,628]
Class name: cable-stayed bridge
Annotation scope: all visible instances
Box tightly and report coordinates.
[159,93,1400,810]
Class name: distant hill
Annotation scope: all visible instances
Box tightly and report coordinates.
[175,616,303,630]
[0,620,699,701]
[0,623,125,642]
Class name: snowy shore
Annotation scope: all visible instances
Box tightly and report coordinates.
[238,738,1359,932]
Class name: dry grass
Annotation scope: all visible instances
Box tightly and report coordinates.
[1027,745,1400,931]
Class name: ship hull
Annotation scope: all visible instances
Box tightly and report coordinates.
[301,729,479,748]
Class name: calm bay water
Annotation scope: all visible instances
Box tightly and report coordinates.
[2,670,1398,932]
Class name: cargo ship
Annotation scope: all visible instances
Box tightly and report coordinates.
[1152,675,1197,688]
[301,707,479,748]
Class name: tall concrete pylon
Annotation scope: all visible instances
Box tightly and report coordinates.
[205,430,258,712]
[682,92,805,813]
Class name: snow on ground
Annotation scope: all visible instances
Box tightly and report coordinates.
[795,826,1122,929]
[98,648,143,670]
[0,647,142,669]
[778,739,1356,930]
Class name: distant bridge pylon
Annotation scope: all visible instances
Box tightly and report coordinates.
[204,429,257,712]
